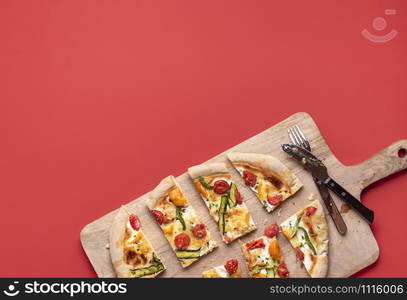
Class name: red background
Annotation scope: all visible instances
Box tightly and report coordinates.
[1,1,406,277]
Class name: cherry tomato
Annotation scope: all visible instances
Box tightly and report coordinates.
[192,224,207,238]
[267,194,283,206]
[243,170,257,187]
[277,262,289,278]
[264,224,279,238]
[235,189,243,204]
[129,214,141,231]
[224,235,233,244]
[213,180,230,194]
[246,239,265,250]
[174,233,190,250]
[224,259,239,275]
[151,210,164,225]
[295,247,304,261]
[304,206,317,216]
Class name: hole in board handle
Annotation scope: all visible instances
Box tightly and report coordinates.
[398,148,406,158]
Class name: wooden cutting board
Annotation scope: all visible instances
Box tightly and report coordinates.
[80,112,407,278]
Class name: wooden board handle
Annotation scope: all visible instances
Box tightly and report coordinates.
[355,140,407,189]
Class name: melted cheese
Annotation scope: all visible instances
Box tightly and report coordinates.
[124,222,155,269]
[203,265,228,278]
[236,165,291,213]
[243,236,283,278]
[194,175,256,243]
[153,188,216,268]
[281,213,318,273]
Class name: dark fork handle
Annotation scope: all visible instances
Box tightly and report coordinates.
[324,177,374,224]
[314,177,347,235]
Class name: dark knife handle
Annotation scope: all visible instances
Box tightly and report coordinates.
[324,177,374,224]
[314,177,347,235]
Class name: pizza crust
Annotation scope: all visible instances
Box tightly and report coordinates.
[312,254,329,278]
[145,175,176,210]
[307,200,329,278]
[109,206,165,278]
[280,200,329,278]
[227,152,302,190]
[188,163,229,179]
[109,206,133,278]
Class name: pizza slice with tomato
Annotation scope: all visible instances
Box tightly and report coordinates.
[188,163,256,244]
[227,153,303,212]
[109,206,165,278]
[202,259,242,278]
[146,175,217,268]
[280,200,329,278]
[242,224,289,278]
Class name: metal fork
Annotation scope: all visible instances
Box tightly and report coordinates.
[288,125,347,235]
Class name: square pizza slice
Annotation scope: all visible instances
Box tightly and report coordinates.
[146,175,217,268]
[188,163,256,244]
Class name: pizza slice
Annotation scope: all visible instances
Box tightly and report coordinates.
[188,163,256,244]
[241,224,289,278]
[202,259,242,278]
[280,200,329,278]
[227,153,303,212]
[109,206,165,278]
[146,175,217,268]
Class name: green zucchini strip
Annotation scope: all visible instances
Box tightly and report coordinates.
[290,214,302,238]
[130,263,164,278]
[175,206,186,231]
[198,177,213,190]
[297,226,317,255]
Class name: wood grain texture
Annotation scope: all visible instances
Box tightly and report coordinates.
[80,112,407,278]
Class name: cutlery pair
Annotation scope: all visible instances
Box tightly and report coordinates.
[282,126,374,235]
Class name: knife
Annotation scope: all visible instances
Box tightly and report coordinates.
[281,144,374,224]
[313,176,347,234]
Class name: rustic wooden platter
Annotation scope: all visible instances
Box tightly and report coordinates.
[80,112,407,278]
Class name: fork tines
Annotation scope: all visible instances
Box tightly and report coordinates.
[288,125,311,151]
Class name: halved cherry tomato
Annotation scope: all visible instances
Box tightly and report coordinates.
[304,206,317,216]
[243,170,257,187]
[267,194,283,206]
[129,214,141,231]
[192,224,207,238]
[151,210,164,225]
[264,224,279,238]
[235,189,243,204]
[224,259,238,275]
[277,262,289,278]
[246,239,265,250]
[213,180,230,194]
[295,247,304,261]
[224,235,233,244]
[174,233,190,250]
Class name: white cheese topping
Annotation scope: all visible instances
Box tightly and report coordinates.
[214,265,229,278]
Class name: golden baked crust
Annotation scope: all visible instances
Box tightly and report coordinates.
[109,206,165,278]
[227,153,303,212]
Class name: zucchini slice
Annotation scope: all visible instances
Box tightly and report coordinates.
[227,183,238,208]
[218,196,228,234]
[175,249,201,259]
[130,263,165,278]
